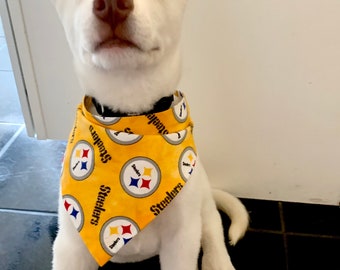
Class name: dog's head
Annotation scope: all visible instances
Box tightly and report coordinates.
[52,0,188,112]
[52,0,187,71]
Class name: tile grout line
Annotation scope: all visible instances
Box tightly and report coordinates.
[0,122,23,126]
[247,227,340,240]
[0,207,57,217]
[285,231,340,240]
[0,124,24,159]
[278,201,290,270]
[247,227,283,235]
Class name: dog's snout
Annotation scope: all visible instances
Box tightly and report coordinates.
[93,0,134,24]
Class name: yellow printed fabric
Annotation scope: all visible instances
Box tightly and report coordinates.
[60,91,197,266]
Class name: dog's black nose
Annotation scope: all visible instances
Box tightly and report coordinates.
[93,0,134,24]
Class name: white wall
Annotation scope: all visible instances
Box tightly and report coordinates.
[2,0,340,205]
[180,0,340,205]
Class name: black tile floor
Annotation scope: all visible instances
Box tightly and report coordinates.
[1,18,340,270]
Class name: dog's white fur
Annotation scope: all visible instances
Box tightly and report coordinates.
[51,1,249,269]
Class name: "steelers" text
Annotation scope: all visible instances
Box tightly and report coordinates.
[90,185,111,226]
[150,183,183,216]
[145,114,169,135]
[89,125,112,163]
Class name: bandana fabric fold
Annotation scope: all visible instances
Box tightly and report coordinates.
[60,91,197,266]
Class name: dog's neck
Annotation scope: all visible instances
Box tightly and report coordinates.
[74,49,182,115]
[91,94,174,117]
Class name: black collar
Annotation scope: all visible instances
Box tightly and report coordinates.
[91,94,174,117]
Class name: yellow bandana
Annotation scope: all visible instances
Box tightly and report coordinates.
[60,91,197,266]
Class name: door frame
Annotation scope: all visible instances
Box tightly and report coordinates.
[0,0,46,138]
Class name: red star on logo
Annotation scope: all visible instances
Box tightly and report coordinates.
[64,200,71,211]
[141,179,151,189]
[82,149,90,158]
[121,224,132,235]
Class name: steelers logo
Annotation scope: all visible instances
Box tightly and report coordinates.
[163,129,187,145]
[120,157,161,198]
[69,140,94,180]
[172,98,188,123]
[100,217,139,255]
[62,195,84,232]
[106,129,142,145]
[179,147,197,182]
[93,115,121,125]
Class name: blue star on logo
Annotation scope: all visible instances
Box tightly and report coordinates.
[129,177,140,188]
[81,161,88,170]
[70,207,79,219]
[123,237,132,245]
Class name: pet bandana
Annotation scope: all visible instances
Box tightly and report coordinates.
[60,91,197,266]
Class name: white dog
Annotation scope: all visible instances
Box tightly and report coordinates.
[51,1,249,269]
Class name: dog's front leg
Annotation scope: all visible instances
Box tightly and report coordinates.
[201,193,235,270]
[157,178,202,270]
[158,217,202,270]
[52,202,98,270]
